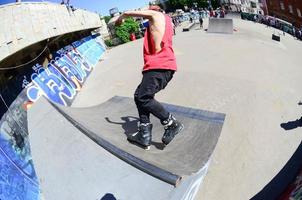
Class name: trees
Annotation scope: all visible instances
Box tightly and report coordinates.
[165,0,216,10]
[167,0,188,9]
[210,0,219,9]
[115,17,139,43]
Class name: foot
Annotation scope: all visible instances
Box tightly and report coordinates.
[161,115,184,146]
[127,123,152,150]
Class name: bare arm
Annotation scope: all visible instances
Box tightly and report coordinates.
[116,10,157,25]
[116,10,166,53]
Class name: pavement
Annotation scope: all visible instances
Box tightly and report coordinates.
[72,18,302,200]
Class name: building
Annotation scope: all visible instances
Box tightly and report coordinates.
[259,0,268,15]
[266,0,302,27]
[240,0,264,14]
[98,17,110,39]
[219,0,264,14]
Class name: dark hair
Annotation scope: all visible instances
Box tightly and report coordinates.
[149,2,164,12]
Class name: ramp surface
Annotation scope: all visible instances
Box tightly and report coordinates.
[55,96,225,183]
[207,18,233,34]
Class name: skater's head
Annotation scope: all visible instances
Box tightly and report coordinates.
[149,4,163,12]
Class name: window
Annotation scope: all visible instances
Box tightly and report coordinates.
[289,5,293,14]
[251,2,256,8]
[280,2,285,10]
[297,8,302,17]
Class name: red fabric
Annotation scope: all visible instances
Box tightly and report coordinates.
[143,14,177,71]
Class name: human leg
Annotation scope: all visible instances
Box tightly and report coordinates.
[129,70,175,149]
[134,70,174,123]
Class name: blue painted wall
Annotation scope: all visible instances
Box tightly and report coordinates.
[0,34,106,199]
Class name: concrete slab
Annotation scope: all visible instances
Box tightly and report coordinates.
[207,18,233,34]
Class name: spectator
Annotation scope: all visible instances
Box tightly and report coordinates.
[220,9,225,18]
[253,15,257,22]
[199,15,203,29]
[172,18,176,35]
[293,27,296,38]
[209,9,214,18]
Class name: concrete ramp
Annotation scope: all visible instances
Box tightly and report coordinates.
[207,18,233,34]
[28,96,225,199]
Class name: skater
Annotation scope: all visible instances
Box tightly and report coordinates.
[116,4,184,150]
[199,14,203,29]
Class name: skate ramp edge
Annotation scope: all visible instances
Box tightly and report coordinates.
[51,96,225,186]
[207,18,233,34]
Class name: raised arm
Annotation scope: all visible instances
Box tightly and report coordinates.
[116,10,158,26]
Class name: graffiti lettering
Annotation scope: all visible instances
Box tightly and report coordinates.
[26,35,105,106]
[22,76,30,89]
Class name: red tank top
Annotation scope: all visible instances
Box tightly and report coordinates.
[143,14,177,71]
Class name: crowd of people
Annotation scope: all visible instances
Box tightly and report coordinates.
[242,13,302,40]
[171,7,227,27]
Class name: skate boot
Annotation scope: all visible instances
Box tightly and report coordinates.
[161,114,184,146]
[127,123,152,150]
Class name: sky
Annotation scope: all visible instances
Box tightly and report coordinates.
[0,0,151,16]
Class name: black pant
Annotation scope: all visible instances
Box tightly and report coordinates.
[134,69,174,124]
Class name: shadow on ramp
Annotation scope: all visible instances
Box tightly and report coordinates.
[104,116,139,137]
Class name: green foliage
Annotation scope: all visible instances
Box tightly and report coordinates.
[167,0,187,10]
[166,0,210,10]
[210,0,219,9]
[115,17,139,43]
[104,39,113,47]
[198,0,209,8]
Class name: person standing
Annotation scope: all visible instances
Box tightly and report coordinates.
[199,14,203,29]
[116,5,184,150]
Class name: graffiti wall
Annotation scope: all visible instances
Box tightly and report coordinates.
[0,34,106,199]
[25,35,105,106]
